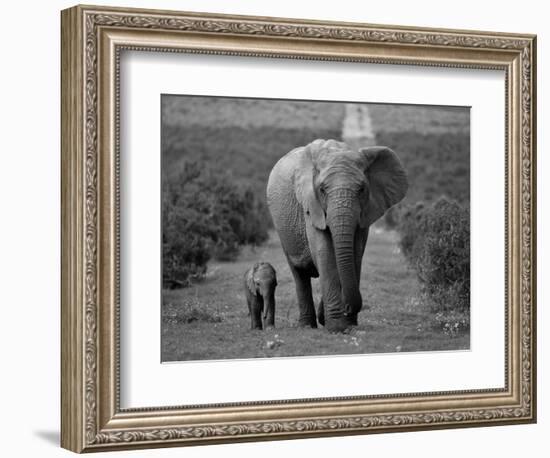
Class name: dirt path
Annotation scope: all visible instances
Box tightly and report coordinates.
[342,103,376,148]
[342,103,376,149]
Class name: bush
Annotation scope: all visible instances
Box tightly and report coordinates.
[398,201,427,260]
[162,200,212,288]
[398,197,470,313]
[162,160,269,288]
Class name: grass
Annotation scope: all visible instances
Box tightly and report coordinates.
[161,229,469,362]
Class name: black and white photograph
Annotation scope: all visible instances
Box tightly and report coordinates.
[161,95,470,362]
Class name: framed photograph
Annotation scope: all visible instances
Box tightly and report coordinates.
[61,4,537,453]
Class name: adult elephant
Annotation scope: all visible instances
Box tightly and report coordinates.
[266,139,408,333]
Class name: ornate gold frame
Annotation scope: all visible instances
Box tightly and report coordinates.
[61,4,537,453]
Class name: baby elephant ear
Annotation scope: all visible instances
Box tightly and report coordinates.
[246,266,256,294]
[359,146,408,227]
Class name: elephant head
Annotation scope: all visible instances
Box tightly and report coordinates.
[295,139,408,329]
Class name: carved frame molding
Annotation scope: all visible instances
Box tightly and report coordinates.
[61,4,536,453]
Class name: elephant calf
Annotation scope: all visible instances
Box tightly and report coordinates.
[244,262,277,330]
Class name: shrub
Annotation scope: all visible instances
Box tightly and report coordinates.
[162,200,212,288]
[398,201,427,260]
[162,160,269,288]
[398,197,470,313]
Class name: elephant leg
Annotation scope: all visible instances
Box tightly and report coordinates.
[349,229,369,325]
[289,265,317,328]
[319,267,352,332]
[250,296,263,330]
[317,298,325,327]
[264,301,275,328]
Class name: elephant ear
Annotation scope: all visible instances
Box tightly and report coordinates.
[359,146,408,227]
[246,266,257,295]
[294,145,326,230]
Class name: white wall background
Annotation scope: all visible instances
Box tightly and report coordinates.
[0,0,546,456]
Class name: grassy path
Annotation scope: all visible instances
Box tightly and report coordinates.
[162,229,468,362]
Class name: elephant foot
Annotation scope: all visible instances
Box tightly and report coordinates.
[325,316,355,333]
[298,316,318,328]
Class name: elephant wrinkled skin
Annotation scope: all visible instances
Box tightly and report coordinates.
[266,139,408,333]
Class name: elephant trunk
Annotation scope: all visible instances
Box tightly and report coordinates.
[327,204,362,319]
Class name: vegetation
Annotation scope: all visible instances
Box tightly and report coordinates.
[162,161,269,288]
[371,121,470,334]
[163,125,342,212]
[397,197,470,332]
[163,295,222,324]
